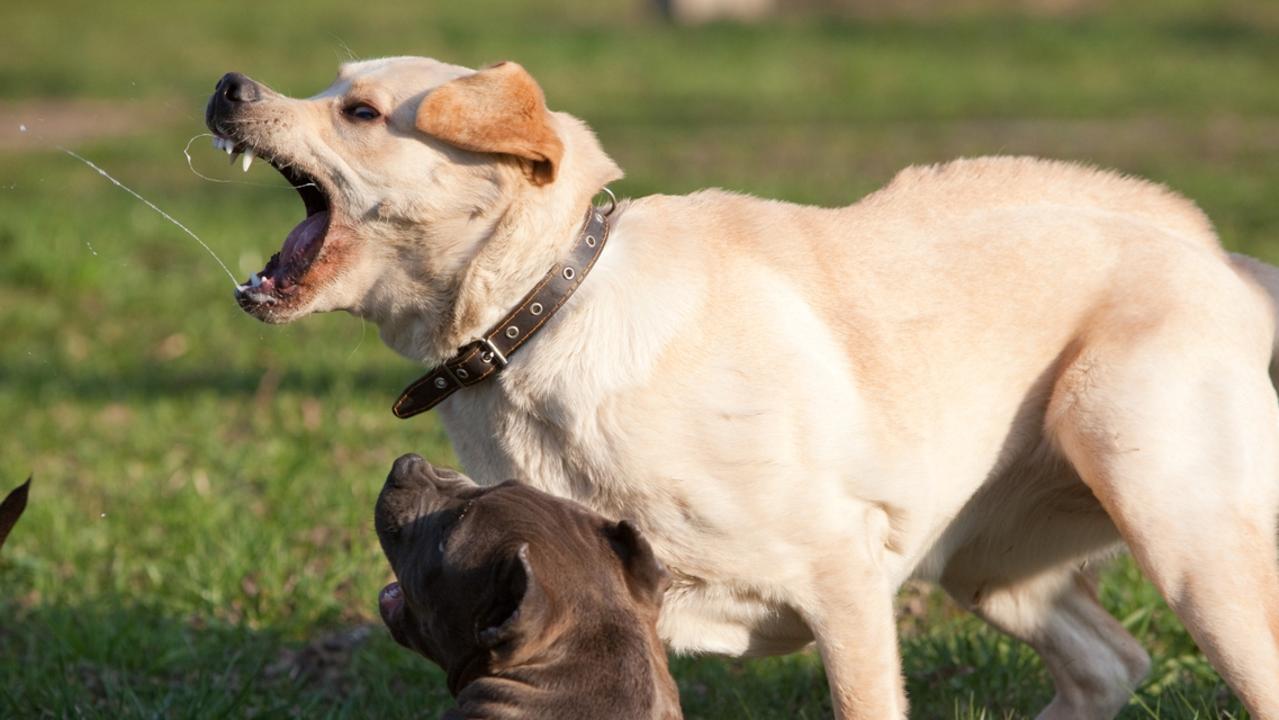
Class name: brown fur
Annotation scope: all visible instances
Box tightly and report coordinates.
[416,62,564,185]
[376,455,682,720]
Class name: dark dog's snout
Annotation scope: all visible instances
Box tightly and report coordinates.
[382,454,449,512]
[387,453,470,492]
[389,453,430,489]
[206,71,264,132]
[379,455,477,534]
[379,455,476,531]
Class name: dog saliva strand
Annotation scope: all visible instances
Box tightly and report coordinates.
[58,147,240,286]
[182,133,319,192]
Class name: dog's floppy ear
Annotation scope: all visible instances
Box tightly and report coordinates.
[477,543,549,659]
[416,61,564,186]
[603,520,670,606]
[0,476,31,551]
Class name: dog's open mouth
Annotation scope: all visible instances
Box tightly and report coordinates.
[214,134,333,315]
[380,582,404,616]
[379,581,413,647]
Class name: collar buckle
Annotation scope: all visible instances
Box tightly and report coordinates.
[476,336,509,369]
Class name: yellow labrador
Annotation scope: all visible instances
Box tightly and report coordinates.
[206,58,1279,719]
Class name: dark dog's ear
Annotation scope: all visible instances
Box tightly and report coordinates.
[477,543,549,660]
[603,520,670,606]
[0,476,31,551]
[415,61,563,186]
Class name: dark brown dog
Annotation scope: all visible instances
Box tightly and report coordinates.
[375,454,682,720]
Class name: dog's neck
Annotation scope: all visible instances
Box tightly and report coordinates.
[440,191,591,360]
[449,618,681,720]
[377,113,623,369]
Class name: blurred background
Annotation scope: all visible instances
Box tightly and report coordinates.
[1,0,1276,717]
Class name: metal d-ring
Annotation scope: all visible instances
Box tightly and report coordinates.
[597,186,617,217]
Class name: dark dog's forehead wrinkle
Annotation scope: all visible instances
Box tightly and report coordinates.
[393,483,628,621]
[459,487,643,614]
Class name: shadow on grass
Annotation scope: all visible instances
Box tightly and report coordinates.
[0,598,453,719]
[0,360,411,404]
[0,597,1251,718]
[0,599,843,719]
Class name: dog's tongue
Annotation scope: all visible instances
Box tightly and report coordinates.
[379,582,404,616]
[282,211,329,263]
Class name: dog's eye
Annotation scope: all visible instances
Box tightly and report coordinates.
[343,103,381,122]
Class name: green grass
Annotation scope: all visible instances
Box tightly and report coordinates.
[0,0,1275,717]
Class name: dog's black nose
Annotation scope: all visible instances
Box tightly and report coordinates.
[215,72,262,104]
[207,71,265,133]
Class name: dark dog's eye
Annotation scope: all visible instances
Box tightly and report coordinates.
[343,103,381,121]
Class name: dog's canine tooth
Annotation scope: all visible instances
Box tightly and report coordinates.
[242,148,254,173]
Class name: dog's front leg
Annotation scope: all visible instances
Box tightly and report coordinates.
[802,553,906,719]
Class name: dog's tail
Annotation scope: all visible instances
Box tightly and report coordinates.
[1232,252,1279,383]
[0,476,31,551]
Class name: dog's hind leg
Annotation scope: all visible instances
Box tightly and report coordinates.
[942,565,1149,719]
[1050,332,1279,718]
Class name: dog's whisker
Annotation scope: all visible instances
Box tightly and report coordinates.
[346,318,367,361]
[59,146,240,286]
[330,35,360,62]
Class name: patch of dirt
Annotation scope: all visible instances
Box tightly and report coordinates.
[0,98,185,152]
[263,625,375,691]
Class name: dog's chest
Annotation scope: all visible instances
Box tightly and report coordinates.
[437,342,875,548]
[438,379,675,522]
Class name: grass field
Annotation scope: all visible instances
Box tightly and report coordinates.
[1,0,1277,717]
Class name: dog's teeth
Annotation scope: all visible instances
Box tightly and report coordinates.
[225,143,234,156]
[212,137,221,150]
[242,148,254,173]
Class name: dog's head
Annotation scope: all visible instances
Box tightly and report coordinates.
[206,58,620,357]
[374,454,668,689]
